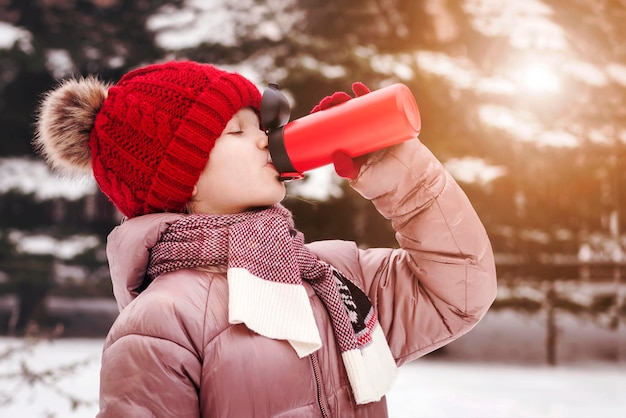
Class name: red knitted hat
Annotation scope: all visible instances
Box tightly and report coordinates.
[90,61,261,218]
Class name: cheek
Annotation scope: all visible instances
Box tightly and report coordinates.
[217,160,250,187]
[205,148,243,178]
[206,161,254,198]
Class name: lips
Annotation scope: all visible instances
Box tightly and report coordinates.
[266,154,277,172]
[266,153,277,171]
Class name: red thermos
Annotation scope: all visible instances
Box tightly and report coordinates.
[263,83,421,180]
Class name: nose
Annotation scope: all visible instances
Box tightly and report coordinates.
[257,127,269,149]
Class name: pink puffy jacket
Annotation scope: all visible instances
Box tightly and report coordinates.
[97,139,497,417]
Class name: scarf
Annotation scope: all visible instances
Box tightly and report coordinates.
[147,204,397,404]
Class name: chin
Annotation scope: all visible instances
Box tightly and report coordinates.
[250,193,285,209]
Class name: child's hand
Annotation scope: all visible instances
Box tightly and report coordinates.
[310,82,370,113]
[310,83,375,179]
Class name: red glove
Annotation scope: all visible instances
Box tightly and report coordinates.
[310,82,370,113]
[310,82,371,178]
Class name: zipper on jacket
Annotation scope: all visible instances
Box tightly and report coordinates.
[310,352,330,418]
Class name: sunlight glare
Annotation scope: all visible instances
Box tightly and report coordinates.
[516,63,561,94]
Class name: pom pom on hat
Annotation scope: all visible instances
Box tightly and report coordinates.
[35,61,261,218]
[34,76,110,173]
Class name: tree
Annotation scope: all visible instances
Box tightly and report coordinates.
[0,0,184,156]
[213,0,626,262]
[1,0,626,340]
[0,0,183,332]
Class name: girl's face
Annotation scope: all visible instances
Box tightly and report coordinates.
[190,108,286,214]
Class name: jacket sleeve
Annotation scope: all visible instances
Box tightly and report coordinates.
[97,334,201,418]
[348,138,497,366]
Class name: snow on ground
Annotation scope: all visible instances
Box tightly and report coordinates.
[0,337,102,418]
[0,336,624,418]
[389,360,625,418]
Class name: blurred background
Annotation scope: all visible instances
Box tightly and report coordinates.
[0,0,624,416]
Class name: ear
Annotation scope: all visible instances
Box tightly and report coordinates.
[191,184,198,198]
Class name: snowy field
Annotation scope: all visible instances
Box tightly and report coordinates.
[0,336,624,418]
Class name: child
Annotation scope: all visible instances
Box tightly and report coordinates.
[34,60,497,417]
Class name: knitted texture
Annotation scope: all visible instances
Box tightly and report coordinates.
[147,204,365,351]
[90,61,261,218]
[147,204,397,403]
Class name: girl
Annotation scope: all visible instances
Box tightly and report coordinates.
[35,60,496,417]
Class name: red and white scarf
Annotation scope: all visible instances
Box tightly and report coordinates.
[147,204,396,404]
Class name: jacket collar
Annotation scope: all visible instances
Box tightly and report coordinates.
[106,212,184,311]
